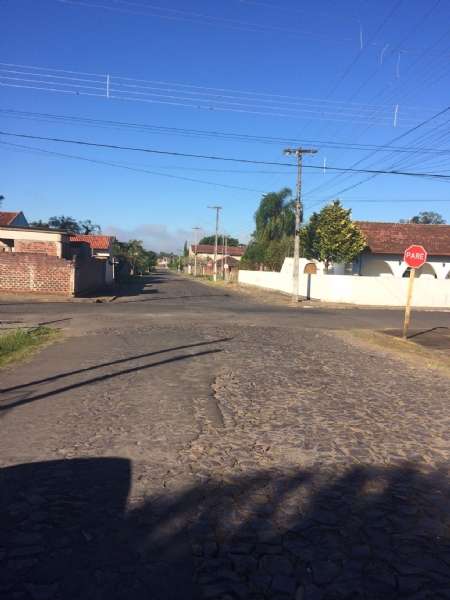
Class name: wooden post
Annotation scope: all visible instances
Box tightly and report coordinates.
[402,267,416,339]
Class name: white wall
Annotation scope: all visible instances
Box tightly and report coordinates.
[358,253,450,279]
[239,258,450,308]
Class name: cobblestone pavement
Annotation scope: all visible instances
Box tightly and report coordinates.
[1,272,449,599]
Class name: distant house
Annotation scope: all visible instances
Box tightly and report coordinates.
[0,211,29,227]
[189,244,246,262]
[157,256,169,268]
[69,234,114,258]
[0,217,115,295]
[353,221,450,279]
[69,234,115,284]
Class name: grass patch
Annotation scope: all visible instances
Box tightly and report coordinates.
[0,326,59,368]
[338,329,450,378]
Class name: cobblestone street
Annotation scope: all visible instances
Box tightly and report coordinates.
[1,272,450,599]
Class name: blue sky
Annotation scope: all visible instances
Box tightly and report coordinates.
[1,0,449,251]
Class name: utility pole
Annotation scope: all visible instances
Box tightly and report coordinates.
[224,234,228,281]
[192,226,201,277]
[208,205,222,282]
[222,233,225,280]
[283,147,317,303]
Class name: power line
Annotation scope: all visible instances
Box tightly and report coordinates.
[0,62,435,110]
[0,63,436,126]
[0,141,267,193]
[305,16,450,191]
[1,129,450,180]
[53,0,363,44]
[303,105,450,200]
[4,141,448,208]
[2,108,450,155]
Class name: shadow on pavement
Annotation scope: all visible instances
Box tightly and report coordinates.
[1,459,449,599]
[3,338,232,394]
[116,293,231,304]
[385,327,450,351]
[0,348,223,413]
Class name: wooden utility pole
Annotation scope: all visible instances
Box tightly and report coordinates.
[208,206,222,282]
[192,226,201,277]
[283,148,317,303]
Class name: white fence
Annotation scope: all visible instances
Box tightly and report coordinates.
[238,259,450,308]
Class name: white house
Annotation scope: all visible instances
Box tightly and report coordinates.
[189,244,246,262]
[238,221,450,307]
[354,222,450,279]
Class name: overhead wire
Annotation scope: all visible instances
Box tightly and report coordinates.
[1,129,450,180]
[0,140,268,193]
[2,108,450,155]
[54,0,355,42]
[304,8,450,196]
[0,63,435,126]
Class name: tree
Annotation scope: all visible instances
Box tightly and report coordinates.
[240,240,266,269]
[48,215,81,233]
[112,239,157,275]
[407,211,446,225]
[183,241,189,256]
[301,200,366,271]
[30,215,102,233]
[254,187,294,242]
[29,220,50,229]
[263,237,294,271]
[0,195,4,207]
[199,235,240,246]
[242,188,295,270]
[79,219,101,234]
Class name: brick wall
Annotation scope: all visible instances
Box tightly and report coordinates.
[15,240,59,256]
[0,253,74,295]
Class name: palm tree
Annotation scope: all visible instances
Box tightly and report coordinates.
[254,188,294,242]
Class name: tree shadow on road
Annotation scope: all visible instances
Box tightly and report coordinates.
[1,458,449,599]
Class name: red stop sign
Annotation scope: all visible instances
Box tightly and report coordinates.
[403,244,427,269]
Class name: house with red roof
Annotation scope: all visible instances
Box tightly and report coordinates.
[69,234,115,283]
[189,243,246,261]
[69,234,114,256]
[354,222,450,280]
[0,211,28,227]
[188,243,246,276]
[0,211,116,295]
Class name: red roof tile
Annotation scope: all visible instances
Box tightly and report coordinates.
[193,244,246,256]
[69,234,114,250]
[356,221,450,256]
[0,211,21,226]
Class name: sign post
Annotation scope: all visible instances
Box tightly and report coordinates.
[402,244,427,339]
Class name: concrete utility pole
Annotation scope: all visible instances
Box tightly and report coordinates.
[283,147,317,303]
[208,205,222,282]
[192,226,201,277]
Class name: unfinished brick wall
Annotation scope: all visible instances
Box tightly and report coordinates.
[14,240,59,255]
[0,253,74,295]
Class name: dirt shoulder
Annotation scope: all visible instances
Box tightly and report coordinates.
[338,328,450,378]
